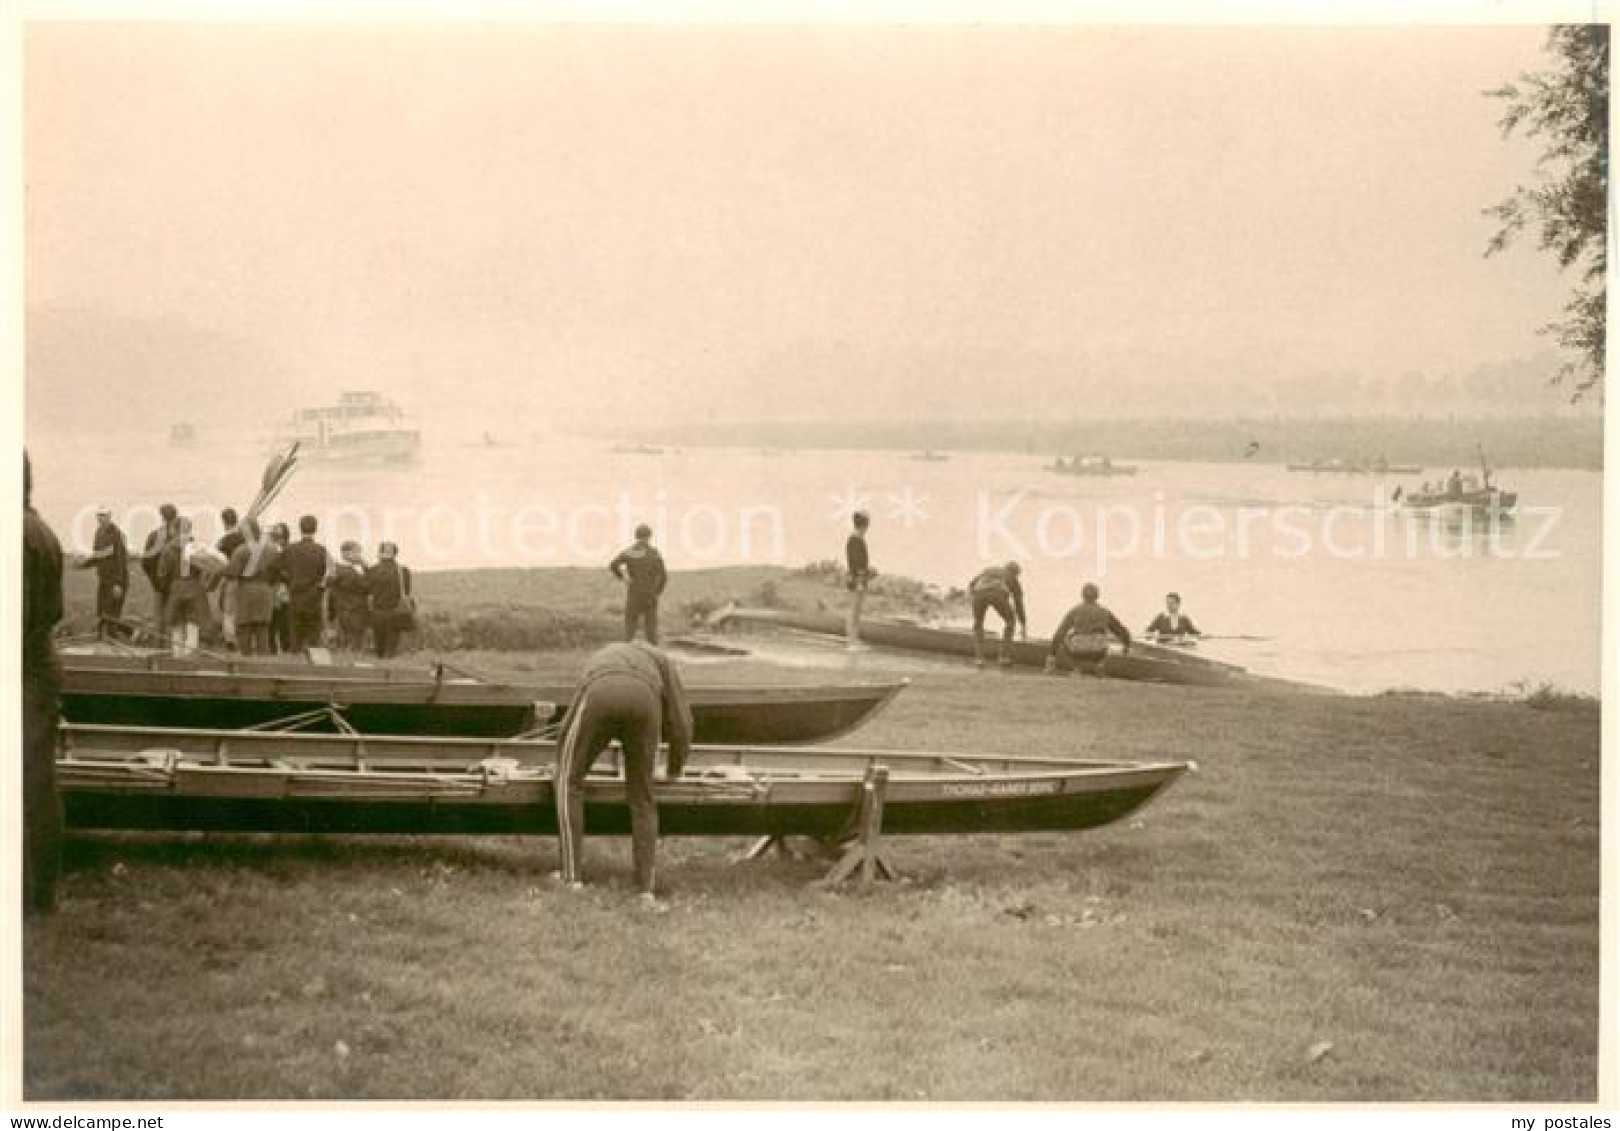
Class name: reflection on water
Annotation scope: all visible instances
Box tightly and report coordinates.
[25,432,1602,697]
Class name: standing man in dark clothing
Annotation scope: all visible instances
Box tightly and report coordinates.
[267,523,293,654]
[554,641,692,907]
[365,541,413,658]
[1047,582,1132,676]
[845,510,872,646]
[609,524,667,645]
[140,503,178,636]
[328,541,371,653]
[968,560,1027,668]
[227,518,280,657]
[77,506,129,637]
[216,507,245,651]
[280,515,330,654]
[22,453,64,915]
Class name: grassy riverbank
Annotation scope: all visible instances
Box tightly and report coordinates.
[25,602,1601,1101]
[58,561,967,651]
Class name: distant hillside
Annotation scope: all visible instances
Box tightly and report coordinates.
[633,414,1604,470]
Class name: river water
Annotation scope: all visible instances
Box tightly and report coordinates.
[27,432,1602,696]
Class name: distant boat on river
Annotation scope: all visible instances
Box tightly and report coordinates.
[1397,448,1516,518]
[1047,454,1139,477]
[1286,458,1421,475]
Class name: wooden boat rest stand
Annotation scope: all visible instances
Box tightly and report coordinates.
[741,764,898,887]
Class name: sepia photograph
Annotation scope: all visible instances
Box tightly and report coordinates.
[9,2,1610,1113]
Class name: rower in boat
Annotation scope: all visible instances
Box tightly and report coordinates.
[1144,592,1201,644]
[968,561,1027,669]
[554,641,693,909]
[1046,583,1132,676]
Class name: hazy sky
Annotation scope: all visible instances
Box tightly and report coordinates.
[24,21,1578,429]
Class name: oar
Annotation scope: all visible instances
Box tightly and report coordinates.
[246,442,301,523]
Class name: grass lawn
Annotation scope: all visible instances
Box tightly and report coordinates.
[24,647,1600,1102]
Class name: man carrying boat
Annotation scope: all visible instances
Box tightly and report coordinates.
[23,453,64,914]
[609,524,667,645]
[968,560,1027,668]
[1046,583,1132,676]
[1144,592,1201,642]
[76,506,129,638]
[554,641,693,907]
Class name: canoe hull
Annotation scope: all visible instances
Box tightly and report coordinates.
[56,723,1190,840]
[713,607,1237,687]
[58,657,906,745]
[60,779,1173,839]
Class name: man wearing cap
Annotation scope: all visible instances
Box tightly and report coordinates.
[554,640,693,907]
[845,510,873,646]
[968,560,1027,668]
[77,506,129,638]
[1046,582,1132,676]
[609,524,667,645]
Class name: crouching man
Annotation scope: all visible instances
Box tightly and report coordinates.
[554,641,693,908]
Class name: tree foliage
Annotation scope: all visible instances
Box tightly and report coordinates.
[1486,25,1609,401]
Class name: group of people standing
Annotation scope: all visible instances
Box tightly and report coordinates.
[80,505,416,659]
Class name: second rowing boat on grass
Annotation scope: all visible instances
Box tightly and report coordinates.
[58,651,908,745]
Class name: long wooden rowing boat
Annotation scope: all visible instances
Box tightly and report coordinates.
[57,653,907,745]
[57,722,1191,840]
[708,606,1241,687]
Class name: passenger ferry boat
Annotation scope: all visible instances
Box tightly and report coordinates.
[278,391,421,463]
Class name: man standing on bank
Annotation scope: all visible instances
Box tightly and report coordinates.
[77,506,129,638]
[609,523,667,645]
[216,507,246,651]
[23,453,65,914]
[554,641,693,908]
[1046,582,1132,676]
[969,560,1027,668]
[281,514,331,654]
[140,503,179,637]
[845,509,873,647]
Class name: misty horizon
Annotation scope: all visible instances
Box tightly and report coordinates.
[25,22,1590,436]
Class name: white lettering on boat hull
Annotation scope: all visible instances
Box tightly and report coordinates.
[940,779,1062,799]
